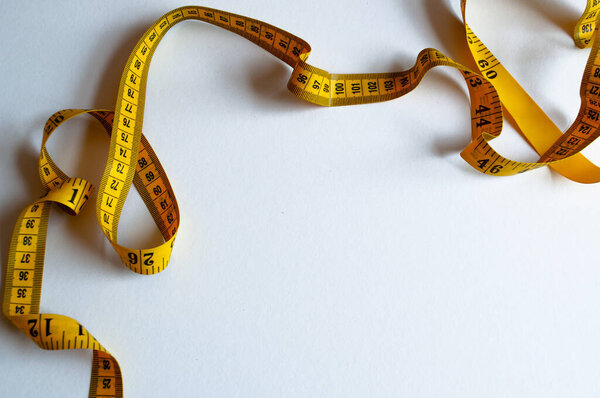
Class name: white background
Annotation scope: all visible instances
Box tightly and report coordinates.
[1,0,599,397]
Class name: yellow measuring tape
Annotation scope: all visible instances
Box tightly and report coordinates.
[3,1,600,396]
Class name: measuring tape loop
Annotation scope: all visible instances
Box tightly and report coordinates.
[4,108,167,397]
[460,0,600,182]
[4,1,600,396]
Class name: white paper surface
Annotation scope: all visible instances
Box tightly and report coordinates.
[1,0,600,397]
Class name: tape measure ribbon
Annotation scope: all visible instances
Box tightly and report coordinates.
[4,2,600,397]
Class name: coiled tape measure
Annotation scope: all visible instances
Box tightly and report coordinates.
[3,1,600,396]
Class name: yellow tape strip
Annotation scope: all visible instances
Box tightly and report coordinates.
[4,2,600,396]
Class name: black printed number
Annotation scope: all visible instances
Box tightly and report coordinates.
[296,73,308,84]
[128,252,138,264]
